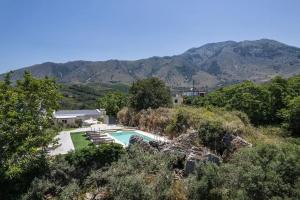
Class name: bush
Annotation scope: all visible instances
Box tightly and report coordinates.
[117,107,138,127]
[65,144,124,169]
[96,146,181,200]
[118,106,252,141]
[187,144,300,200]
[75,119,83,127]
[198,121,226,154]
[137,107,173,134]
[165,109,190,138]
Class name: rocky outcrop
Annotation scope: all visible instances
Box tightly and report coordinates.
[128,131,252,176]
[220,133,252,158]
[128,133,222,176]
[128,135,157,152]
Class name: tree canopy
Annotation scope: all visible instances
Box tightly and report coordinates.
[129,77,172,111]
[0,71,61,198]
[97,92,128,116]
[190,75,300,128]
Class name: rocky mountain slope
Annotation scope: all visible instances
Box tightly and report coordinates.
[4,39,300,89]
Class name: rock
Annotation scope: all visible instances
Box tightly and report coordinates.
[184,159,197,175]
[128,135,156,152]
[129,135,144,145]
[128,132,228,176]
[202,153,221,164]
[231,136,252,149]
[149,140,166,150]
[222,133,252,152]
[85,192,94,200]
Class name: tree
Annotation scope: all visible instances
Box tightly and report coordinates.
[287,75,300,97]
[267,76,289,123]
[97,92,128,116]
[197,81,272,125]
[0,71,61,198]
[228,82,271,124]
[129,77,172,110]
[283,96,300,136]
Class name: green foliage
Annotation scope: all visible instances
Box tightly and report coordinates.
[187,144,300,200]
[165,109,190,138]
[267,76,289,122]
[22,144,124,199]
[282,97,300,136]
[97,91,128,116]
[65,144,124,169]
[189,76,300,127]
[129,77,172,111]
[118,106,252,141]
[88,145,181,200]
[198,121,226,154]
[287,75,300,97]
[0,71,61,198]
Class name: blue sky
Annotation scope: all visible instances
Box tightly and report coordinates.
[0,0,300,73]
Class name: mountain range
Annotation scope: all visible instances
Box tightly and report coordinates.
[3,39,300,90]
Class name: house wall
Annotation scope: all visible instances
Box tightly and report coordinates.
[54,110,108,127]
[55,118,76,127]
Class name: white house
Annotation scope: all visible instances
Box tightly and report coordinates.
[53,109,106,127]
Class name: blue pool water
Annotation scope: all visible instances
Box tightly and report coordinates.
[109,131,153,146]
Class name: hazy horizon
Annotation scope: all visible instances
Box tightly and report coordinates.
[1,0,300,73]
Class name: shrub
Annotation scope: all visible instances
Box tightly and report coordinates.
[117,107,138,127]
[198,121,226,154]
[165,109,190,138]
[75,119,83,127]
[187,144,300,200]
[137,108,173,134]
[118,106,252,140]
[65,144,124,169]
[98,145,180,200]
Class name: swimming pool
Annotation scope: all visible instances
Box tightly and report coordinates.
[109,130,153,146]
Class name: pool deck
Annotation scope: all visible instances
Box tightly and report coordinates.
[135,130,169,142]
[48,124,170,155]
[106,129,169,147]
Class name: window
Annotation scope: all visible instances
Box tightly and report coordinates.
[62,119,67,124]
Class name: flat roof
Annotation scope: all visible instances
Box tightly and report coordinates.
[54,109,103,118]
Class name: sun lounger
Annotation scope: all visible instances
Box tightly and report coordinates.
[93,139,114,145]
[92,138,114,145]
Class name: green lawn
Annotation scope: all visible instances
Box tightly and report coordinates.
[70,132,92,150]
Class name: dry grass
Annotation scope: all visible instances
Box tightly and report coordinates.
[117,106,298,146]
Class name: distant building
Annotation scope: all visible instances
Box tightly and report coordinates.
[182,90,206,97]
[53,109,106,127]
[172,94,184,105]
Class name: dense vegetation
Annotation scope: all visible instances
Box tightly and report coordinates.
[97,77,172,116]
[187,144,300,200]
[23,144,124,200]
[0,72,61,198]
[187,76,300,136]
[0,72,299,199]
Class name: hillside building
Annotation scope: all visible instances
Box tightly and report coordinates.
[53,109,106,127]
